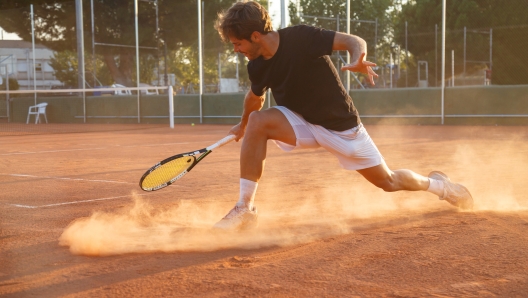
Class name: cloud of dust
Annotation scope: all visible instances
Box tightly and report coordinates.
[450,142,528,212]
[365,123,528,212]
[58,127,528,257]
[59,173,438,257]
[63,129,528,256]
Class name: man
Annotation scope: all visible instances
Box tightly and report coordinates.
[213,1,473,231]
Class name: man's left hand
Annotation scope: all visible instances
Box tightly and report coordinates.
[341,53,379,86]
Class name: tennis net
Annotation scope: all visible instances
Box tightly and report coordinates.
[0,86,175,136]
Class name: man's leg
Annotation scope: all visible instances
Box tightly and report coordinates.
[356,160,429,192]
[213,108,297,230]
[240,108,297,182]
[357,160,473,209]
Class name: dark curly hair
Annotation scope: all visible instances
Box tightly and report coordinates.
[215,1,273,42]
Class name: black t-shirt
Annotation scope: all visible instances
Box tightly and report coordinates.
[248,25,360,131]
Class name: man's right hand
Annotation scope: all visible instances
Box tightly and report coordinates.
[228,122,246,142]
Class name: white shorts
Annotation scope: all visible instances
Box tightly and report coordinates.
[273,106,383,170]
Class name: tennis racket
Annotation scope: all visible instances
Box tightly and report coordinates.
[139,135,236,191]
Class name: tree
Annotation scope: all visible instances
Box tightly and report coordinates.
[49,51,114,87]
[0,77,19,91]
[165,0,256,92]
[288,0,394,88]
[289,0,393,63]
[0,0,241,87]
[394,0,528,86]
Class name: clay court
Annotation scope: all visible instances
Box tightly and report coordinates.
[1,123,528,297]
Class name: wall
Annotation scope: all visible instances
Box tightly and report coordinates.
[9,85,528,125]
[351,85,528,125]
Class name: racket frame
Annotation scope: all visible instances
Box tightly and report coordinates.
[139,135,234,191]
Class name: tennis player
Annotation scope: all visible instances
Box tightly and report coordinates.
[213,1,473,231]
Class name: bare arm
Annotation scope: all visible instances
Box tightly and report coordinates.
[333,32,368,65]
[333,32,378,85]
[229,89,266,141]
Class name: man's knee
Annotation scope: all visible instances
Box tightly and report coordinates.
[247,110,279,131]
[247,111,266,131]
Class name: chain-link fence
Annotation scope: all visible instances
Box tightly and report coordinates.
[0,0,251,101]
[0,0,526,99]
[290,0,528,89]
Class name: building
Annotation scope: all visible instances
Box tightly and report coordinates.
[0,40,62,90]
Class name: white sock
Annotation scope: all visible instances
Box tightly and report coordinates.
[427,178,445,198]
[236,178,258,210]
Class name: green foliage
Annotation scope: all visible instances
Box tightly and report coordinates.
[394,0,528,85]
[289,0,394,63]
[48,51,79,87]
[49,51,113,87]
[0,1,202,86]
[0,77,19,90]
[0,0,258,90]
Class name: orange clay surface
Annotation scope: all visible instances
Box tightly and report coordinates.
[1,124,528,297]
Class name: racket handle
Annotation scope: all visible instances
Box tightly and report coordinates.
[207,134,236,151]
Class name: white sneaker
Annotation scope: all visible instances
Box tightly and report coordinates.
[212,205,258,231]
[428,171,474,210]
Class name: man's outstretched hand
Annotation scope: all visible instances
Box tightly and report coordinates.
[340,53,379,86]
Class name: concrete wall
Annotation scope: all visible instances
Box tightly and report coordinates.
[352,85,528,125]
[9,85,528,125]
[352,88,441,125]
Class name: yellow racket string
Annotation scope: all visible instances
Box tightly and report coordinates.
[141,156,195,189]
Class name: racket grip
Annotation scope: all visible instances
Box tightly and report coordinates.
[207,134,236,151]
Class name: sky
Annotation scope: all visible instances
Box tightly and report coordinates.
[0,27,21,40]
[268,0,291,29]
[0,1,290,40]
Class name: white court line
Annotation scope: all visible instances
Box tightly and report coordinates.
[8,193,152,209]
[0,147,107,156]
[1,173,132,184]
[122,142,191,147]
[0,141,212,156]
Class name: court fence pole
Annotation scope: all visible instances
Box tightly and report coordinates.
[31,5,37,106]
[441,0,446,125]
[267,0,271,109]
[135,0,141,123]
[197,0,203,124]
[435,24,438,87]
[75,0,86,123]
[168,86,174,128]
[91,0,96,87]
[463,27,466,84]
[346,0,350,93]
[451,50,455,87]
[280,0,286,28]
[374,18,378,63]
[405,21,408,88]
[489,28,493,71]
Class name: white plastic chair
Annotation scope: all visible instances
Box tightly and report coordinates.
[139,83,159,95]
[111,83,132,95]
[26,102,48,124]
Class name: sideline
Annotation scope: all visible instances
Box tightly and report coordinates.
[0,147,107,156]
[0,141,202,156]
[7,193,155,209]
[1,173,133,184]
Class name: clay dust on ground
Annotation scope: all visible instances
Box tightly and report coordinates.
[1,124,528,297]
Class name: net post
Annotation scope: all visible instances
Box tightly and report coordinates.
[31,5,37,106]
[168,86,174,128]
